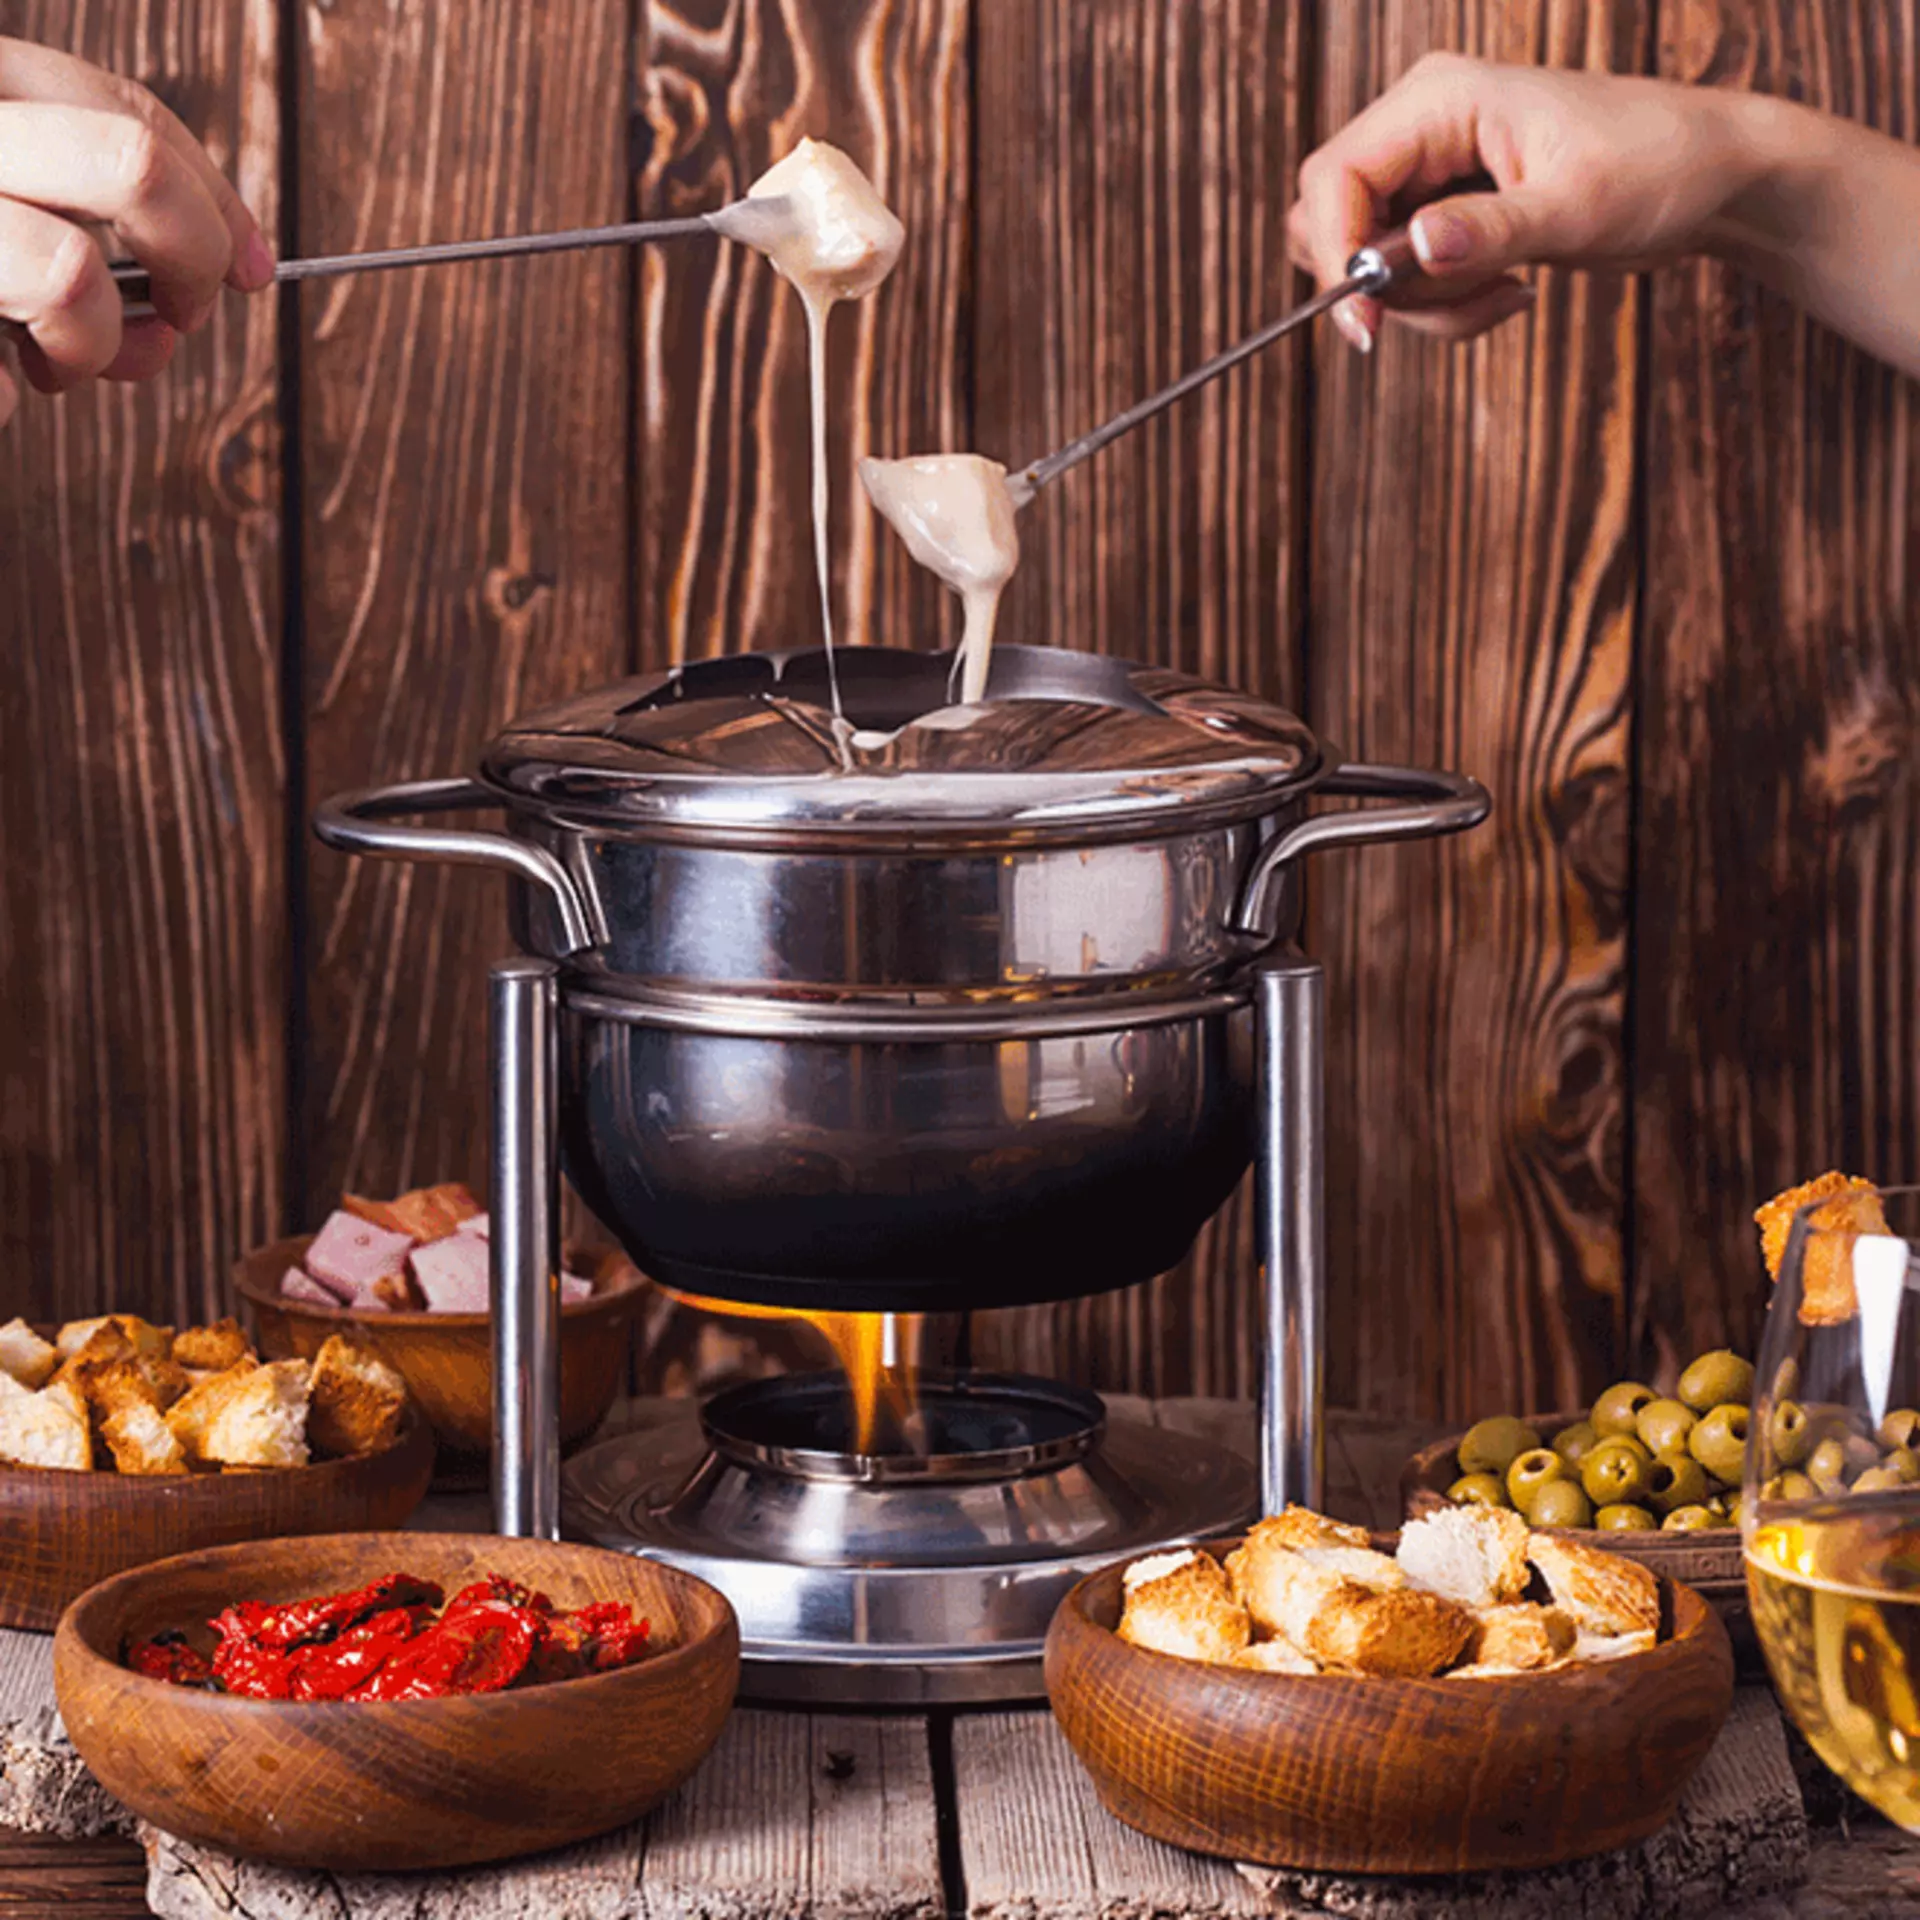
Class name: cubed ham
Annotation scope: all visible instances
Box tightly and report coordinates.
[561,1274,592,1304]
[408,1233,493,1313]
[282,1266,350,1308]
[456,1213,490,1240]
[305,1210,413,1309]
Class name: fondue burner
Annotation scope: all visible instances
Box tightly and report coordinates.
[315,644,1488,1702]
[565,1370,1255,1702]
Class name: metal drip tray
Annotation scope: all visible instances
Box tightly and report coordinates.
[562,1373,1257,1705]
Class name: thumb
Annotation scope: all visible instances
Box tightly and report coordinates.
[1409,186,1562,280]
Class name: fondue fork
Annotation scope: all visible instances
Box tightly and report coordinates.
[89,198,795,321]
[1010,180,1496,500]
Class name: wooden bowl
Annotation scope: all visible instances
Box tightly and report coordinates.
[1402,1412,1750,1646]
[234,1234,646,1460]
[54,1530,739,1870]
[0,1408,433,1632]
[1045,1541,1733,1874]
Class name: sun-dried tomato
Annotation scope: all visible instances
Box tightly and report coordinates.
[218,1572,443,1652]
[349,1598,540,1702]
[445,1574,551,1616]
[125,1630,216,1689]
[285,1605,433,1702]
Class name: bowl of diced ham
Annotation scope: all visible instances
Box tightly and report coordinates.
[232,1183,646,1464]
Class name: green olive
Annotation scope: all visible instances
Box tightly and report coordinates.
[1880,1410,1920,1453]
[1886,1447,1920,1484]
[1594,1502,1658,1531]
[1528,1479,1594,1529]
[1853,1466,1908,1495]
[1844,1433,1882,1475]
[1647,1450,1710,1515]
[1662,1504,1718,1531]
[1768,1401,1814,1468]
[1807,1437,1850,1496]
[1677,1350,1754,1414]
[1636,1398,1698,1456]
[1591,1381,1658,1439]
[1457,1415,1540,1477]
[1552,1420,1601,1466]
[1582,1437,1653,1507]
[1506,1447,1571,1516]
[1724,1492,1746,1528]
[1448,1471,1511,1509]
[1763,1470,1818,1503]
[1688,1403,1751,1483]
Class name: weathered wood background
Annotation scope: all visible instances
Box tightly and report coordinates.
[2,0,1914,1422]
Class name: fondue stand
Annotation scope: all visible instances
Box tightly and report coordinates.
[317,644,1487,1703]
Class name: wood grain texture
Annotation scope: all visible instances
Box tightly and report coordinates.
[0,1,284,1330]
[1310,3,1645,1423]
[1044,1549,1734,1875]
[967,0,1308,1399]
[1632,4,1920,1374]
[53,1531,739,1872]
[0,1407,432,1632]
[296,0,631,1217]
[635,0,972,669]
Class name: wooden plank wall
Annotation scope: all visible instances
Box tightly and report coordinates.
[2,0,1916,1424]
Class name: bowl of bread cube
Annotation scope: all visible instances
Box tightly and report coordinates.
[0,1311,433,1629]
[232,1181,646,1465]
[1044,1503,1733,1874]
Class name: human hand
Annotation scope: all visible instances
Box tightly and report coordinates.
[0,37,273,426]
[1289,56,1753,350]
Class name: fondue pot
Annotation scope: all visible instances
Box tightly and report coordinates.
[316,643,1486,1696]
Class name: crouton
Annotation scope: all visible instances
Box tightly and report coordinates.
[306,1333,408,1456]
[54,1315,172,1363]
[1245,1505,1372,1554]
[1754,1172,1889,1325]
[1117,1553,1250,1664]
[0,1377,92,1469]
[100,1399,190,1476]
[0,1318,58,1390]
[1397,1505,1531,1609]
[165,1358,263,1459]
[373,1270,423,1311]
[1526,1534,1661,1639]
[81,1355,189,1422]
[193,1359,311,1470]
[1229,1638,1321,1675]
[1302,1585,1476,1678]
[1463,1603,1577,1673]
[171,1318,253,1373]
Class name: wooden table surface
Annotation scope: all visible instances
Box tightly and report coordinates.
[4,1400,1919,1919]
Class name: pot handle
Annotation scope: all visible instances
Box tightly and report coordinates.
[1232,762,1490,936]
[312,778,599,956]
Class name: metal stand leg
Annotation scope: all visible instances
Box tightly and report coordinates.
[1256,957,1325,1513]
[491,958,561,1539]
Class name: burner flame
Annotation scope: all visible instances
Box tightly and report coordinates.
[665,1292,922,1452]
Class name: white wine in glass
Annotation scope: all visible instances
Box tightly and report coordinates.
[1745,1182,1920,1827]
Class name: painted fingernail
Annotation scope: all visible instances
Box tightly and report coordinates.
[1411,208,1473,268]
[237,231,276,292]
[1337,300,1374,354]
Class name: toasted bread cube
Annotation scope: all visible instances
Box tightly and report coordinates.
[0,1377,92,1469]
[306,1211,413,1309]
[0,1318,58,1390]
[1116,1553,1250,1664]
[1228,1639,1321,1675]
[1243,1506,1372,1554]
[55,1315,172,1363]
[1302,1585,1475,1678]
[1754,1171,1889,1325]
[83,1355,190,1422]
[1397,1505,1531,1609]
[1463,1602,1577,1673]
[409,1234,492,1313]
[194,1359,310,1470]
[1526,1534,1661,1639]
[345,1182,484,1244]
[165,1358,264,1459]
[307,1333,407,1457]
[171,1318,253,1373]
[100,1399,190,1476]
[372,1270,422,1311]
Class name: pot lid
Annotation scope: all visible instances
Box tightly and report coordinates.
[479,645,1327,847]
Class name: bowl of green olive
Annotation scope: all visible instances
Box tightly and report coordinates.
[1401,1350,1764,1641]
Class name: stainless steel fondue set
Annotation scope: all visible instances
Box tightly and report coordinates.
[315,641,1488,1702]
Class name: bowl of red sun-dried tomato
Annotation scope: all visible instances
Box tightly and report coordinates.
[52,1530,739,1870]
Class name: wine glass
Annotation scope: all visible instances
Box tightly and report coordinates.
[1744,1183,1920,1828]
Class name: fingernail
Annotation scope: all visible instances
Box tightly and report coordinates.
[237,231,276,292]
[1334,301,1373,355]
[1412,208,1473,268]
